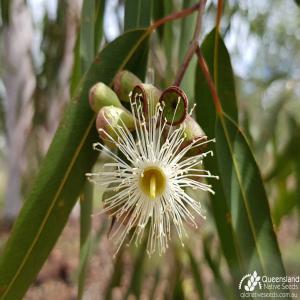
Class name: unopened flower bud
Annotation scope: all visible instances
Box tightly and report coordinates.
[96,106,135,148]
[113,70,142,102]
[89,82,122,112]
[181,115,207,156]
[159,86,188,125]
[131,83,161,118]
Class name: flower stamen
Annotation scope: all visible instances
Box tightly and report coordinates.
[87,86,218,256]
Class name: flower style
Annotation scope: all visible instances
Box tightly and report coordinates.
[87,88,218,256]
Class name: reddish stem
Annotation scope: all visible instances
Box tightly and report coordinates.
[173,0,206,87]
[216,0,223,30]
[213,0,223,88]
[196,47,222,114]
[150,2,201,31]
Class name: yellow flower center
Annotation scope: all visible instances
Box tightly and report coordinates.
[139,166,166,199]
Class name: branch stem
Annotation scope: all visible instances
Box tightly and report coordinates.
[150,2,202,31]
[196,46,222,114]
[173,0,206,86]
[213,0,223,90]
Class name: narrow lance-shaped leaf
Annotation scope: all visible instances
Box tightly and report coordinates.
[203,235,236,300]
[0,0,10,24]
[78,183,93,300]
[162,0,176,87]
[195,28,242,282]
[178,0,198,100]
[124,0,152,79]
[196,27,286,288]
[94,0,106,53]
[152,0,164,39]
[187,248,205,300]
[104,249,125,300]
[124,0,153,31]
[172,255,184,300]
[76,2,99,297]
[80,0,95,72]
[216,114,286,277]
[196,28,237,137]
[124,241,147,298]
[0,29,149,300]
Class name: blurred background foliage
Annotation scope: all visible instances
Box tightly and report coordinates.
[0,0,300,299]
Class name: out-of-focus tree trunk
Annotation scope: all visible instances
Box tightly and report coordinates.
[22,0,81,185]
[1,0,81,223]
[2,0,35,222]
[40,0,81,152]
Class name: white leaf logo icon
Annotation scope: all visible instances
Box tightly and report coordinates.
[239,271,261,291]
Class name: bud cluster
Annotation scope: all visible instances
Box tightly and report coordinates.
[88,70,207,153]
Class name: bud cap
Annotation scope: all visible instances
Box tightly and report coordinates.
[96,106,134,148]
[89,82,122,112]
[113,70,142,102]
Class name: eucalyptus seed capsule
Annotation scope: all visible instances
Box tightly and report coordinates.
[159,86,188,125]
[131,83,161,119]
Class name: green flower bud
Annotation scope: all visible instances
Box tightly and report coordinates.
[181,115,207,156]
[89,82,122,112]
[159,86,188,126]
[131,83,161,118]
[96,106,135,148]
[113,70,142,102]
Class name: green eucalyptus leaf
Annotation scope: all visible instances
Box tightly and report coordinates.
[272,183,299,227]
[0,0,10,24]
[104,249,125,300]
[195,27,286,288]
[78,182,93,300]
[77,2,99,296]
[0,29,149,300]
[124,241,147,298]
[124,0,152,31]
[195,28,242,283]
[195,28,238,137]
[178,0,197,100]
[124,0,152,80]
[80,0,95,71]
[94,0,105,53]
[215,114,286,277]
[187,248,205,300]
[203,235,236,299]
[162,0,176,87]
[152,0,164,39]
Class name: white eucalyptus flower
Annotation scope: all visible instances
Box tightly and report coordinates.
[87,89,218,256]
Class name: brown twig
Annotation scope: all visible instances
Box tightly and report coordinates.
[193,0,207,40]
[214,0,223,89]
[216,0,223,30]
[150,2,202,31]
[195,46,222,114]
[173,0,206,86]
